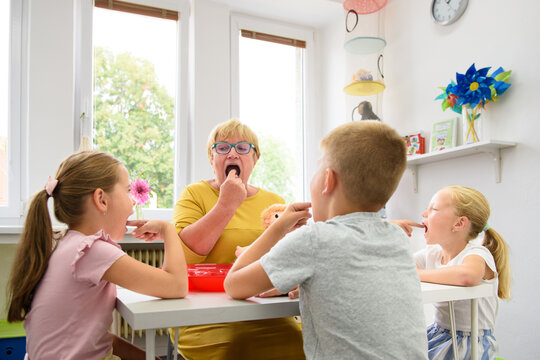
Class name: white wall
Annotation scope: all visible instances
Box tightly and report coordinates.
[26,0,77,197]
[322,0,540,358]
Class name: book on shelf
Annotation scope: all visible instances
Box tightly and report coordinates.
[402,132,426,156]
[430,118,457,152]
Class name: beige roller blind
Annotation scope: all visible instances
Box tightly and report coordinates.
[241,29,306,49]
[94,0,178,21]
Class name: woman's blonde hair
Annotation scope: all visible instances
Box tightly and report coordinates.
[446,185,511,299]
[206,118,260,162]
[320,121,407,210]
[7,151,122,322]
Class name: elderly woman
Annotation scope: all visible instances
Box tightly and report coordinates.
[169,119,304,359]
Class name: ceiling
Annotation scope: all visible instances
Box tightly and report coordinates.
[211,0,344,28]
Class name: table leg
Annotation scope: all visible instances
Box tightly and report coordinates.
[448,301,459,360]
[471,298,478,360]
[145,328,155,360]
[173,327,179,360]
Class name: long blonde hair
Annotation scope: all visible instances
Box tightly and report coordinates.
[446,185,511,299]
[7,151,121,322]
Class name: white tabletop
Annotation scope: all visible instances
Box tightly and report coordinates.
[421,281,495,304]
[116,282,496,330]
[116,288,300,330]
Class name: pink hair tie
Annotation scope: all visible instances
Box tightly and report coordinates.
[45,176,58,196]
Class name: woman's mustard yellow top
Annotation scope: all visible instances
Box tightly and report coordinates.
[173,180,284,264]
[170,181,304,360]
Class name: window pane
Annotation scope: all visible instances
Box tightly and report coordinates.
[239,36,304,203]
[93,7,177,208]
[0,0,10,206]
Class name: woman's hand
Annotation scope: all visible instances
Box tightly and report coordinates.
[178,170,251,257]
[218,169,247,211]
[388,219,424,237]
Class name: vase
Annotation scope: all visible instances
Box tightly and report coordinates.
[461,104,486,145]
[135,204,143,220]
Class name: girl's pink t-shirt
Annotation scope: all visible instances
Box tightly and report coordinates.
[24,230,125,360]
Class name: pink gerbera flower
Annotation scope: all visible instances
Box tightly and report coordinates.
[130,179,151,205]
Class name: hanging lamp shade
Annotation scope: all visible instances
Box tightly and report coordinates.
[344,36,386,54]
[343,0,387,14]
[343,81,385,96]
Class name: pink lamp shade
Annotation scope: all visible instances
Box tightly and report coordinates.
[343,0,387,14]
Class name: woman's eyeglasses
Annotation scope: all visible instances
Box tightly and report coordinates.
[212,142,255,155]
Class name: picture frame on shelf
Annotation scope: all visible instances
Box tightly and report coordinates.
[402,132,426,156]
[430,118,457,152]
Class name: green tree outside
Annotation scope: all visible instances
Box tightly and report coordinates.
[250,135,296,203]
[93,47,175,208]
[94,47,299,208]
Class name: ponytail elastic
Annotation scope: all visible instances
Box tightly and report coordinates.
[44,176,58,197]
[482,223,490,232]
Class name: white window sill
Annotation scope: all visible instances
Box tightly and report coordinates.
[0,216,172,244]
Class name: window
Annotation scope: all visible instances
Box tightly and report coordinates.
[92,1,178,209]
[231,16,313,203]
[0,0,25,219]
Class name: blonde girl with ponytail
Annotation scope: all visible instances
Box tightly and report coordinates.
[415,185,510,360]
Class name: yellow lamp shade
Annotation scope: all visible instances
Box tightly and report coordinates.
[343,81,385,96]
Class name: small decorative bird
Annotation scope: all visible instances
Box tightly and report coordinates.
[352,101,380,121]
[356,101,380,121]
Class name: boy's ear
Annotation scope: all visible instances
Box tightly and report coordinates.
[92,188,108,213]
[322,168,337,195]
[453,215,469,232]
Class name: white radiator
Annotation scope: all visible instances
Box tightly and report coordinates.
[113,247,167,339]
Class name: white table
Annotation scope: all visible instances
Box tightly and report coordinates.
[116,282,495,360]
[421,282,495,360]
[115,288,300,360]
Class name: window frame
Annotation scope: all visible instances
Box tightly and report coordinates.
[76,0,189,220]
[230,14,315,200]
[0,0,28,220]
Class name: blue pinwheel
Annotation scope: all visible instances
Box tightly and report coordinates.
[435,63,512,144]
[435,63,511,113]
[450,64,495,109]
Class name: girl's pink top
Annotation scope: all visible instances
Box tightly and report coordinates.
[24,230,125,360]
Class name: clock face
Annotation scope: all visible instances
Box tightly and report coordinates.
[431,0,469,26]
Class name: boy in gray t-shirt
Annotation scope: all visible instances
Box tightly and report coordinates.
[224,121,428,360]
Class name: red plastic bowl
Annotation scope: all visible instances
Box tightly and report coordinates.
[187,263,232,292]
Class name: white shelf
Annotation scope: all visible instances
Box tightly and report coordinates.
[407,140,516,192]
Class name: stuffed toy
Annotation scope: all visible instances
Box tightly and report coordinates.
[235,204,287,258]
[260,204,287,229]
[351,68,373,82]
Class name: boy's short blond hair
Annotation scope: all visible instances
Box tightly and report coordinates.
[207,118,260,162]
[320,121,406,210]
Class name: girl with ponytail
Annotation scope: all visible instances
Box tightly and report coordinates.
[415,185,511,360]
[7,150,187,360]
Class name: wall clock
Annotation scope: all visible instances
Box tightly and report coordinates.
[431,0,469,26]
